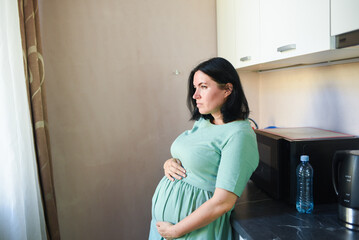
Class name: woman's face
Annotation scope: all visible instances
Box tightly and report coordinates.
[192,70,230,118]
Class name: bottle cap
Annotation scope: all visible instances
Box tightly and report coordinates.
[300,155,309,162]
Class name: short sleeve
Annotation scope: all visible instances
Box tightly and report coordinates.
[215,129,259,197]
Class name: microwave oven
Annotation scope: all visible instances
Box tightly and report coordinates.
[251,128,359,204]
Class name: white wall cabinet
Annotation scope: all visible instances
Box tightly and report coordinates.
[217,0,359,71]
[235,0,260,68]
[260,0,331,63]
[331,0,359,36]
[217,0,260,68]
[217,0,237,66]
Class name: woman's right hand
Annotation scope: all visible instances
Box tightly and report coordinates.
[164,158,186,182]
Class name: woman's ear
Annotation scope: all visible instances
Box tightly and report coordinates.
[224,83,233,97]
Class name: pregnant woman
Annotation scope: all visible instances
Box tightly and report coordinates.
[149,57,259,240]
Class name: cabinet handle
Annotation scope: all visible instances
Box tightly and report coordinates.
[240,56,251,62]
[277,44,296,53]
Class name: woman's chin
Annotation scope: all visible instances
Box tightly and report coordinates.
[198,110,209,115]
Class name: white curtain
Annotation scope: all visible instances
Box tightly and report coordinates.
[0,0,47,239]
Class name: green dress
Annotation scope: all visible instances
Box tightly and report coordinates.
[149,118,259,240]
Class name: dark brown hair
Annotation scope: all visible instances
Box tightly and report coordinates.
[187,57,249,123]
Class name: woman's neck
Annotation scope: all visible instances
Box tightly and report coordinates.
[211,113,224,125]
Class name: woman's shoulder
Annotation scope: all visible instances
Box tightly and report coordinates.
[192,118,253,136]
[225,119,256,140]
[221,118,252,131]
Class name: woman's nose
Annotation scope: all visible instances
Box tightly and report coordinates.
[193,89,200,99]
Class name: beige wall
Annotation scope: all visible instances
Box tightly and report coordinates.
[38,1,216,239]
[240,62,359,136]
[238,71,260,124]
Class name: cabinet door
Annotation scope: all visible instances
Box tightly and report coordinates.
[260,0,331,63]
[217,0,237,66]
[235,0,260,68]
[331,0,359,36]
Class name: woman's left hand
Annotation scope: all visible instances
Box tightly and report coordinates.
[156,221,179,239]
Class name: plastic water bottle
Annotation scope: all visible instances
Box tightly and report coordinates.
[296,155,314,213]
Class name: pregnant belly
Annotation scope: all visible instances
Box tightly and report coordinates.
[152,177,213,223]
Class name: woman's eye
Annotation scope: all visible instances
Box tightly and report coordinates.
[201,85,207,89]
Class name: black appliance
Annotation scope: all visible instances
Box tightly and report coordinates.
[332,150,359,231]
[251,127,359,205]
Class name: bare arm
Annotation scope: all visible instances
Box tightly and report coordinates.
[156,187,238,239]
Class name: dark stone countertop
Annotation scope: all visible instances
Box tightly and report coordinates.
[231,180,359,240]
